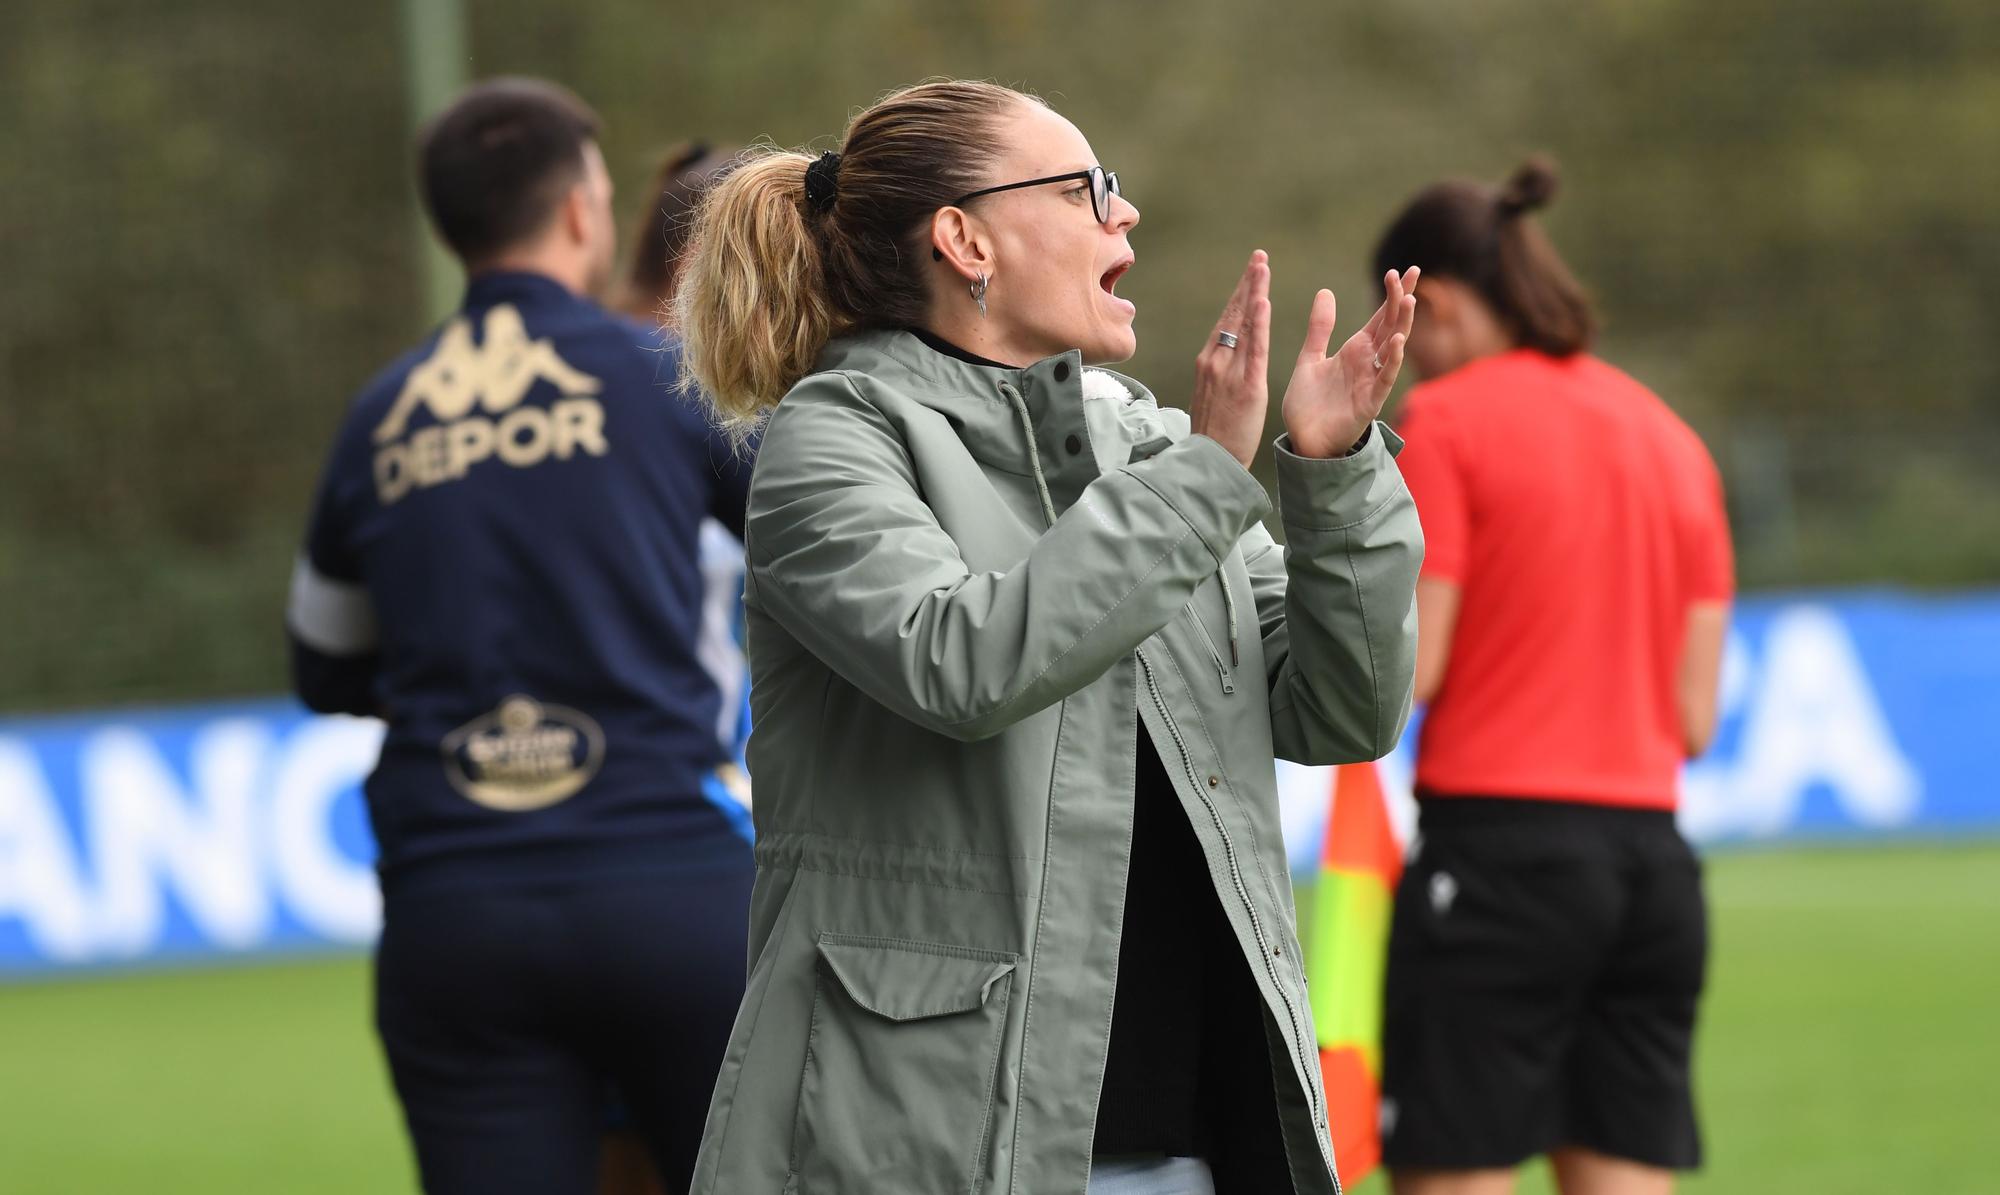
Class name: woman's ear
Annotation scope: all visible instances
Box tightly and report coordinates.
[929,207,993,280]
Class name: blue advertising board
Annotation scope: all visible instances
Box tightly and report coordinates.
[3,589,1996,976]
[0,702,384,976]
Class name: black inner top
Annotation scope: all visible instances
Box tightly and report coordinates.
[910,327,1017,370]
[1093,727,1276,1162]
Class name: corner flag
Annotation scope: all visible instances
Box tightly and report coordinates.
[1307,761,1405,1187]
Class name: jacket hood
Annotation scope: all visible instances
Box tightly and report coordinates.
[814,329,1182,480]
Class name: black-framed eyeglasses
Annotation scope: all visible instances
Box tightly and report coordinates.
[954,166,1122,226]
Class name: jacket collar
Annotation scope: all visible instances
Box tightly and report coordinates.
[461,269,585,312]
[813,328,1162,495]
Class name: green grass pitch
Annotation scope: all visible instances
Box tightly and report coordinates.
[1,845,1991,1193]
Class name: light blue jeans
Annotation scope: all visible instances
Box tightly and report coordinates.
[1087,1155,1217,1195]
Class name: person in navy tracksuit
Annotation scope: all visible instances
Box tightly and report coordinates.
[285,78,752,1195]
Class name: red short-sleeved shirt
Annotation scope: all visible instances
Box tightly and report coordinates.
[1394,349,1733,809]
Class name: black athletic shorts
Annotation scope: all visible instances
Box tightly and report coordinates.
[374,858,753,1195]
[1380,794,1706,1172]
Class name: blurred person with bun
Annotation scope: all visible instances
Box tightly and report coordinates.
[610,136,753,781]
[285,78,753,1195]
[672,79,1424,1195]
[1373,158,1732,1195]
[594,136,746,1195]
[613,140,737,322]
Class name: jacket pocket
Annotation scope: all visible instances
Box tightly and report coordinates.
[787,933,1018,1195]
[1182,599,1235,694]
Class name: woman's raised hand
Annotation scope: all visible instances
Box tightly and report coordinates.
[1189,250,1272,469]
[1280,267,1419,458]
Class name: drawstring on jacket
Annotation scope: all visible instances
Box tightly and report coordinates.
[1002,381,1059,528]
[1003,379,1239,681]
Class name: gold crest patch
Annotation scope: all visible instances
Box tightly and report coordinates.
[441,695,606,811]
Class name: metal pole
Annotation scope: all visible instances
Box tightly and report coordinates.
[397,0,471,323]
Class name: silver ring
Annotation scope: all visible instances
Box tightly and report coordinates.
[1216,331,1239,350]
[1372,354,1384,371]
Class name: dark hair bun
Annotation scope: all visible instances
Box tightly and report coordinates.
[667,140,712,174]
[1497,155,1560,217]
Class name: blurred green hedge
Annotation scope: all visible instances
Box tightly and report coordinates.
[4,0,1996,712]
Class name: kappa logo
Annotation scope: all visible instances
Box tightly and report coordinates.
[372,304,609,504]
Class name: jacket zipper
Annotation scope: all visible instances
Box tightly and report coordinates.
[1137,652,1327,1146]
[1182,604,1235,694]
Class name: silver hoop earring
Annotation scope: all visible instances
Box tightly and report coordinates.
[970,272,989,319]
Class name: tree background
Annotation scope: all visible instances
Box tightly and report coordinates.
[4,0,1996,712]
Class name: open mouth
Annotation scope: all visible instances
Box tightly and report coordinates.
[1099,259,1133,295]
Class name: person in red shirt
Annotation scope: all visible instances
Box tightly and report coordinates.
[1373,158,1732,1195]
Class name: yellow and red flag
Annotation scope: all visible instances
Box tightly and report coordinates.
[1306,761,1405,1187]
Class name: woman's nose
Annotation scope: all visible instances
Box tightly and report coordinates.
[1109,192,1140,232]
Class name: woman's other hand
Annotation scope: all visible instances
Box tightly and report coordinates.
[1189,250,1272,469]
[1281,267,1419,458]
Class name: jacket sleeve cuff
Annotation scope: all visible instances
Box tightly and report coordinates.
[1128,434,1274,565]
[1273,422,1407,533]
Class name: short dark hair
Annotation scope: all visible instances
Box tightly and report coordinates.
[1373,155,1597,357]
[418,77,602,265]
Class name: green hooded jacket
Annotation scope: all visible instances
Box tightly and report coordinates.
[692,329,1422,1195]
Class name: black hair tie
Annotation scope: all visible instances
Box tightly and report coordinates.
[803,150,841,214]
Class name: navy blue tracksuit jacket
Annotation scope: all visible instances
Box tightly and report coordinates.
[286,270,752,893]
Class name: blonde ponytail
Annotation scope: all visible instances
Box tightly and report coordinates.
[670,81,1031,442]
[671,151,838,442]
